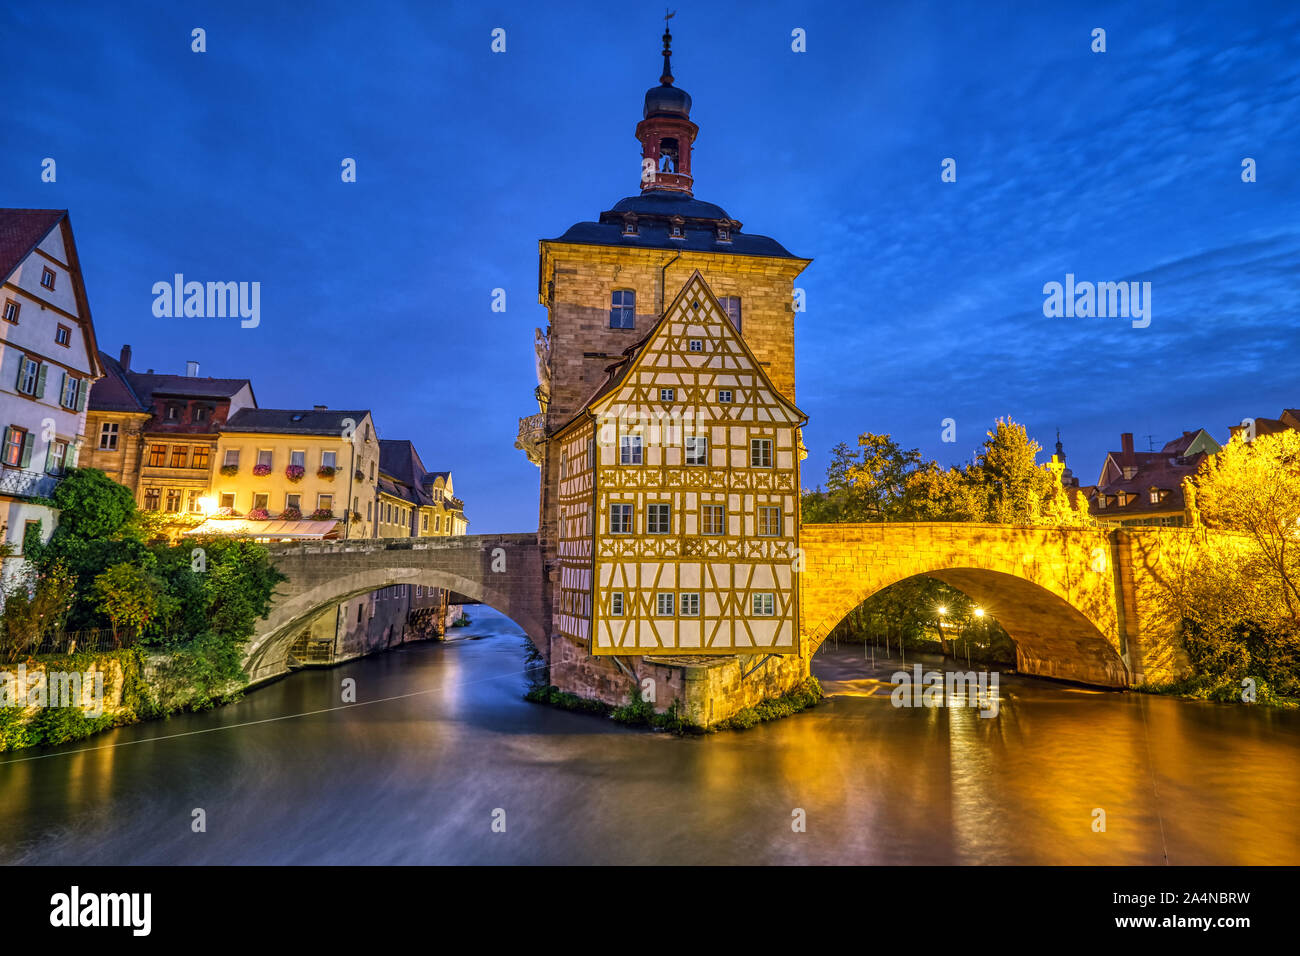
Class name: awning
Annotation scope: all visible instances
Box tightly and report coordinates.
[182,518,342,540]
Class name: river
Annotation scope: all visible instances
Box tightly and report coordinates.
[1,607,1296,865]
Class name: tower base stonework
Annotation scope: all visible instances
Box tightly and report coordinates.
[546,634,812,729]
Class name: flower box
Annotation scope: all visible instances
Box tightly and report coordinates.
[219,465,239,476]
[280,507,302,520]
[317,466,336,480]
[252,463,272,477]
[247,508,271,521]
[308,508,335,521]
[285,465,306,483]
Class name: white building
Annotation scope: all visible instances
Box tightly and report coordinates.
[0,209,103,574]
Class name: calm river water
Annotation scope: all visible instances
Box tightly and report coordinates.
[1,607,1296,865]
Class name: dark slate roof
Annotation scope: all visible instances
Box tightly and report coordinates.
[89,350,252,412]
[88,352,148,413]
[378,439,427,489]
[223,408,370,436]
[548,193,800,258]
[0,209,65,283]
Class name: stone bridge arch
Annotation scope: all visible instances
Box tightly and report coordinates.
[800,523,1131,686]
[244,533,545,684]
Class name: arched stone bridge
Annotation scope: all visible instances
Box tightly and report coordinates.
[800,522,1196,687]
[244,523,1199,692]
[245,534,545,684]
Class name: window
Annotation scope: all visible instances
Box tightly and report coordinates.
[257,449,273,468]
[1149,489,1161,504]
[193,405,208,423]
[611,592,625,616]
[680,593,700,617]
[219,493,235,510]
[170,445,189,468]
[609,289,636,329]
[98,422,119,450]
[148,444,167,467]
[656,593,675,616]
[702,504,724,535]
[187,491,202,513]
[46,441,66,475]
[435,514,441,531]
[191,446,210,470]
[286,493,301,510]
[290,450,305,468]
[223,448,240,467]
[758,506,782,536]
[718,389,732,403]
[689,339,702,352]
[2,427,28,467]
[610,503,633,534]
[165,489,182,513]
[60,375,79,409]
[40,267,55,290]
[321,450,336,469]
[751,438,773,468]
[719,296,741,332]
[716,226,730,242]
[318,494,333,512]
[144,488,161,510]
[647,503,671,534]
[421,513,429,531]
[685,436,707,466]
[753,593,776,616]
[660,388,674,402]
[3,300,18,323]
[54,324,71,347]
[619,434,642,465]
[165,404,180,421]
[16,357,39,396]
[252,493,269,511]
[370,462,375,480]
[1096,495,1107,510]
[367,501,373,520]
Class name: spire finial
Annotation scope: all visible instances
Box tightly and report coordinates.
[661,10,676,86]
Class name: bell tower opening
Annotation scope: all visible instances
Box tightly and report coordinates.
[636,22,697,195]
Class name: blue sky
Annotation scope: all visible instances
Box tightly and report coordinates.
[4,1,1297,530]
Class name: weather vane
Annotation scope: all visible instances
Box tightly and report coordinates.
[665,9,676,28]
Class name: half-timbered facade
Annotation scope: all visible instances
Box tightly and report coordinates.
[553,271,805,655]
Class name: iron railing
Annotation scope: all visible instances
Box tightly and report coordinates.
[0,468,61,500]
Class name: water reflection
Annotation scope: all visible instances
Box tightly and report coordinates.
[0,610,1296,864]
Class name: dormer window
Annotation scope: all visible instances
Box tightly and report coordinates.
[716,225,731,242]
[165,404,181,421]
[668,216,685,239]
[1122,465,1137,480]
[622,214,639,236]
[1097,495,1107,510]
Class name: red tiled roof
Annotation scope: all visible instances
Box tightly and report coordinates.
[0,209,65,283]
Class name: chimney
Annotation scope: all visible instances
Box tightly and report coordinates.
[186,361,200,377]
[313,404,327,410]
[1121,432,1135,465]
[119,344,132,370]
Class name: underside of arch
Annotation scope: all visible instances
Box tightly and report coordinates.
[813,568,1129,688]
[243,566,547,685]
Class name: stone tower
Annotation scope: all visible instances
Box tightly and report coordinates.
[521,25,811,703]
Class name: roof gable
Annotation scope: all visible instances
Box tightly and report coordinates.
[583,270,805,427]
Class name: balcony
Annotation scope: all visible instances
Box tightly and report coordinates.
[0,468,61,500]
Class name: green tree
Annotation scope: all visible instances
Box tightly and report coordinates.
[49,468,137,542]
[802,433,927,523]
[0,562,76,663]
[92,562,162,643]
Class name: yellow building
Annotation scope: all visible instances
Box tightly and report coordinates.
[376,439,468,538]
[188,407,379,540]
[552,272,805,654]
